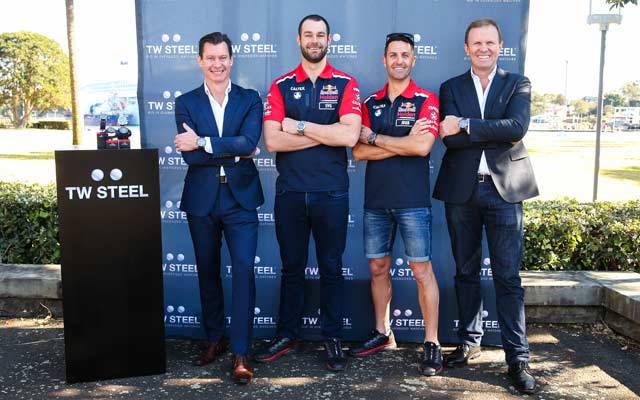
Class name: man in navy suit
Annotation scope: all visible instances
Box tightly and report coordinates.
[173,32,264,384]
[433,19,538,394]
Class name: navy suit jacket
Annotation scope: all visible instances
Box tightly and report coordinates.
[433,68,539,204]
[175,83,264,216]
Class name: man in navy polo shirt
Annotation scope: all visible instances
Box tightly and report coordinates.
[350,33,442,376]
[255,14,361,372]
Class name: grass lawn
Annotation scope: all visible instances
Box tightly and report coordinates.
[0,128,638,201]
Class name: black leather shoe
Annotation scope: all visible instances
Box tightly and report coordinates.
[253,337,297,363]
[349,329,397,357]
[508,361,536,394]
[418,341,443,376]
[444,343,481,367]
[324,338,348,372]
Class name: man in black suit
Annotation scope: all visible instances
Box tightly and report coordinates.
[433,19,538,394]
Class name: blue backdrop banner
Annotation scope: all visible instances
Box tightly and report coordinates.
[135,0,530,345]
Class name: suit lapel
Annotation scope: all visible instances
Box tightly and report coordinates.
[484,67,507,119]
[459,71,482,119]
[197,84,219,137]
[222,84,239,137]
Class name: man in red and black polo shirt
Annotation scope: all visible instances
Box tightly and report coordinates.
[255,14,361,372]
[351,33,443,376]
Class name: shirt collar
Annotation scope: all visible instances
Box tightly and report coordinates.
[203,80,232,98]
[470,65,497,83]
[295,62,334,83]
[375,79,418,101]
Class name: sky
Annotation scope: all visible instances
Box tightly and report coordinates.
[0,0,638,100]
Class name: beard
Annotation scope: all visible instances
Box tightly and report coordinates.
[300,44,328,63]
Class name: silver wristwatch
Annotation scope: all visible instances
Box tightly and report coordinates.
[459,118,470,133]
[197,136,206,150]
[296,120,306,135]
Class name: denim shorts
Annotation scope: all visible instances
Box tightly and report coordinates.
[363,207,432,262]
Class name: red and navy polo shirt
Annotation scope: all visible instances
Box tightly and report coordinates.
[362,80,439,209]
[264,63,361,192]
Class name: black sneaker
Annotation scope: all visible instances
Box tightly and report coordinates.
[349,329,397,357]
[418,341,443,376]
[324,338,348,372]
[508,361,536,394]
[253,337,297,363]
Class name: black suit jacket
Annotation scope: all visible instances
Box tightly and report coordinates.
[433,68,538,204]
[174,83,265,216]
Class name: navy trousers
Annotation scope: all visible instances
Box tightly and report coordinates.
[444,178,529,364]
[187,184,258,355]
[274,190,349,339]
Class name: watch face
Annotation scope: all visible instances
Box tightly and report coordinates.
[297,121,305,131]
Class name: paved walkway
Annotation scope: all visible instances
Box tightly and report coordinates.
[0,319,638,399]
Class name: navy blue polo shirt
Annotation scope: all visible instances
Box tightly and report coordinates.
[362,80,439,209]
[264,63,361,192]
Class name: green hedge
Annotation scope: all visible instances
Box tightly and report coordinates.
[0,181,639,271]
[28,121,70,130]
[523,199,640,271]
[0,182,59,264]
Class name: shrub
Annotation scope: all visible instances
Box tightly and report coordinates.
[0,181,59,264]
[28,120,70,130]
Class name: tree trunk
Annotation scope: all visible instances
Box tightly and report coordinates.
[65,0,83,147]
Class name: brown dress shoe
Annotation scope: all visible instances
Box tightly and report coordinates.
[232,355,254,384]
[192,340,228,366]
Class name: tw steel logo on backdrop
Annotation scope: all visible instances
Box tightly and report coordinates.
[145,33,197,59]
[163,252,198,277]
[390,258,415,281]
[165,305,200,327]
[327,33,357,59]
[304,265,355,280]
[412,34,439,61]
[257,206,275,225]
[224,256,279,280]
[453,309,500,333]
[481,258,494,281]
[390,308,424,330]
[301,308,352,329]
[64,168,149,200]
[161,199,187,223]
[146,90,182,116]
[231,32,277,58]
[159,146,187,170]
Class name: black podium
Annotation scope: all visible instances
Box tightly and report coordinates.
[55,149,165,383]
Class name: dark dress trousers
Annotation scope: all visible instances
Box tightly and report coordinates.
[433,68,538,364]
[175,83,264,355]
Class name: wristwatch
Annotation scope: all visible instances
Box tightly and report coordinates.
[196,136,206,150]
[459,118,470,133]
[367,132,378,145]
[296,120,306,135]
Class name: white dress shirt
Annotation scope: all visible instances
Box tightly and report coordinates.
[203,80,238,176]
[469,65,497,175]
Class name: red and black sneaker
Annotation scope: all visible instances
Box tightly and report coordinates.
[349,329,397,357]
[253,337,297,363]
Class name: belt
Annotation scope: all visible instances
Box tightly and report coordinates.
[477,174,491,183]
[219,175,228,184]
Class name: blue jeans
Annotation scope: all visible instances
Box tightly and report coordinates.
[274,190,348,339]
[444,178,529,364]
[364,207,432,262]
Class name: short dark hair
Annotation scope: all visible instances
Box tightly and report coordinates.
[297,14,330,36]
[464,18,503,44]
[198,32,233,57]
[384,32,415,55]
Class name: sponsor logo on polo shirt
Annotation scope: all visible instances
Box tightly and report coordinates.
[319,83,339,110]
[395,101,417,127]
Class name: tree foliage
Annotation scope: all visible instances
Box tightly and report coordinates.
[0,32,71,128]
[604,92,627,107]
[606,0,638,9]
